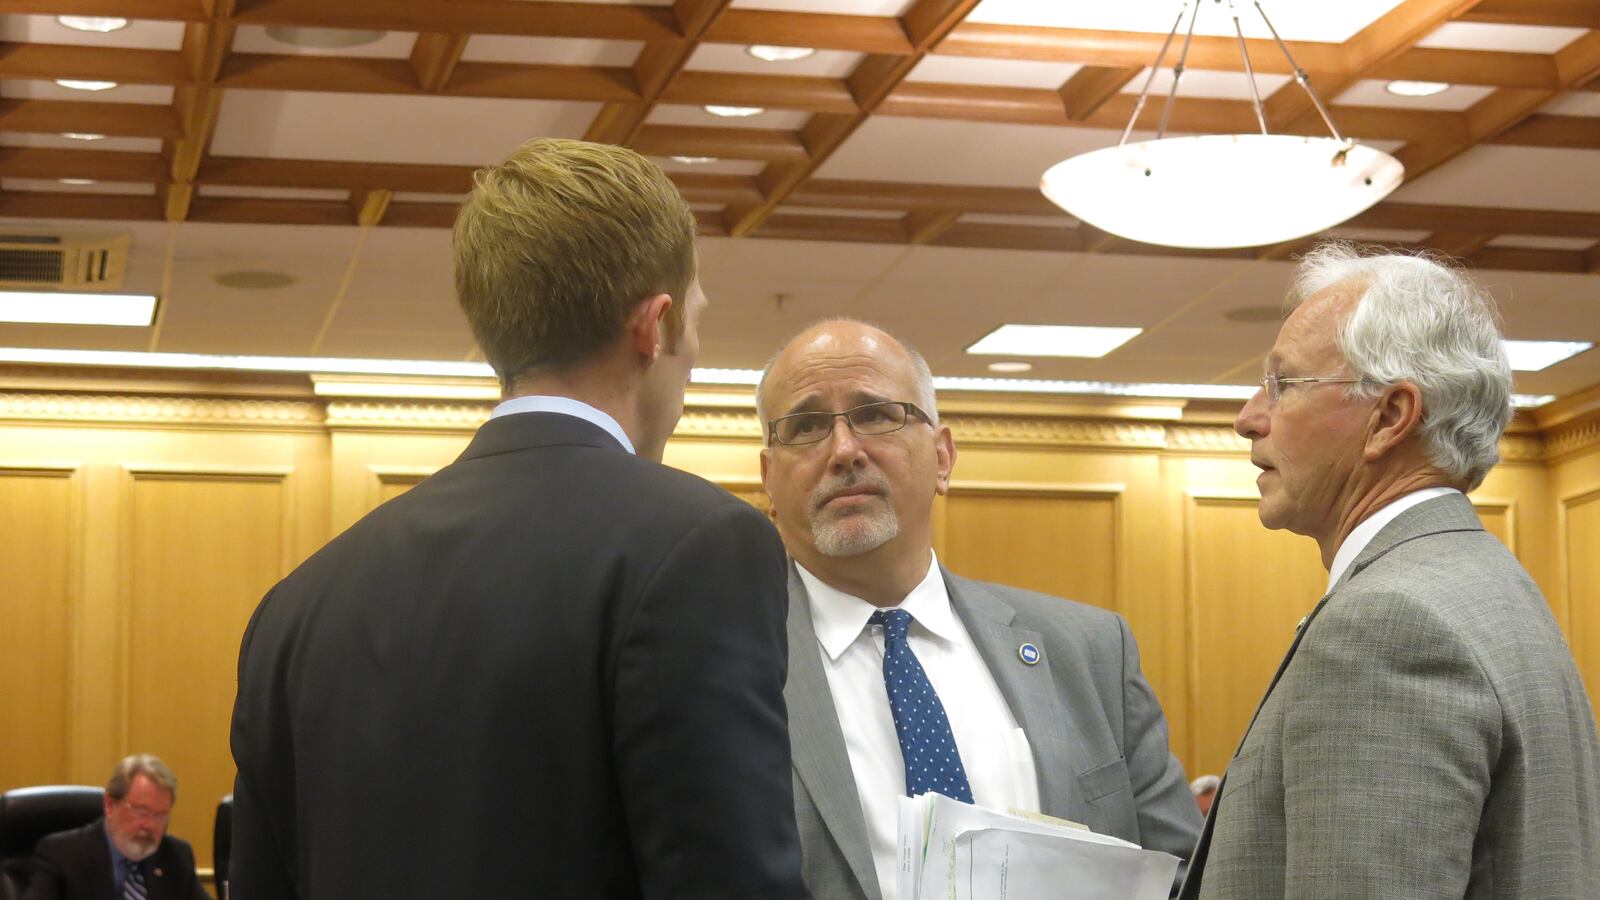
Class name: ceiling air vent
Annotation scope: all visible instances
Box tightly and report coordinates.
[0,232,130,290]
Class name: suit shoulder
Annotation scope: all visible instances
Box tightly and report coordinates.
[951,574,1124,634]
[33,820,100,858]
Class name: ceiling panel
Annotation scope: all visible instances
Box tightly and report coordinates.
[686,44,865,77]
[461,35,644,66]
[1390,145,1600,213]
[230,25,416,59]
[0,15,184,50]
[964,0,1406,42]
[1333,80,1497,112]
[1415,22,1587,52]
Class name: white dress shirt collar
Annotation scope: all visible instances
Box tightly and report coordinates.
[489,394,635,455]
[1326,486,1459,592]
[796,551,965,661]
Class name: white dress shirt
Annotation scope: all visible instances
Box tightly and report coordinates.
[489,394,634,455]
[797,553,1041,900]
[1326,486,1460,592]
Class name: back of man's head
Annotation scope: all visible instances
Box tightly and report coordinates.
[454,138,697,389]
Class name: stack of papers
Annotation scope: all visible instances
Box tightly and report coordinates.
[895,793,1179,900]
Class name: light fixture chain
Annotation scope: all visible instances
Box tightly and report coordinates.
[1253,0,1346,142]
[1230,0,1269,135]
[1119,1,1191,147]
[1156,0,1204,140]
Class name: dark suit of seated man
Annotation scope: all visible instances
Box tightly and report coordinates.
[24,754,210,900]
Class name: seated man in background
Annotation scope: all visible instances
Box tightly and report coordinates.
[24,754,210,900]
[758,319,1202,900]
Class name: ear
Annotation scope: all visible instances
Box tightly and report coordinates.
[1363,381,1424,462]
[758,448,778,520]
[933,424,957,496]
[627,293,674,364]
[103,794,115,819]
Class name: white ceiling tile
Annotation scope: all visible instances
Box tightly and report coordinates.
[345,228,456,306]
[231,25,417,59]
[1334,79,1496,112]
[0,133,163,154]
[1540,93,1600,117]
[154,326,321,356]
[730,0,911,15]
[1119,68,1294,102]
[1487,235,1598,251]
[0,323,154,351]
[460,35,643,66]
[653,157,767,176]
[964,0,1406,43]
[0,81,174,105]
[315,330,478,359]
[881,244,1075,287]
[646,104,812,129]
[210,91,601,165]
[1390,145,1600,213]
[331,302,468,334]
[1,178,155,195]
[698,234,908,282]
[819,118,1107,188]
[0,15,184,50]
[906,56,1081,89]
[1415,22,1587,53]
[687,44,864,78]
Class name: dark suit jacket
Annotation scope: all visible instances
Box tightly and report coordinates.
[21,820,209,900]
[229,412,806,899]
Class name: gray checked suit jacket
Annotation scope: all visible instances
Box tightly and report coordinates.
[785,563,1203,900]
[1181,492,1600,899]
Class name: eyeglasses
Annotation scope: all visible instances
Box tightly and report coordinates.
[767,401,933,446]
[120,801,171,824]
[1259,373,1363,405]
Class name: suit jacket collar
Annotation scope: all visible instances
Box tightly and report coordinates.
[785,564,881,900]
[457,410,626,464]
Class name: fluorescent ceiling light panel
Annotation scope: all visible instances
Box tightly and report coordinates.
[1385,80,1450,97]
[55,78,118,91]
[1502,340,1592,372]
[0,291,157,326]
[967,324,1142,358]
[57,15,128,32]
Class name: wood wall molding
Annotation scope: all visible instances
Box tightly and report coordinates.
[1546,414,1600,461]
[0,393,324,429]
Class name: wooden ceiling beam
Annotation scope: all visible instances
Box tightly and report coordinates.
[187,195,356,226]
[1459,0,1600,28]
[935,221,1084,253]
[1370,47,1560,89]
[1265,0,1487,134]
[198,156,476,193]
[0,43,190,84]
[0,146,167,181]
[935,24,1344,75]
[1057,65,1141,121]
[668,172,764,207]
[1465,244,1588,272]
[0,100,183,139]
[706,10,913,54]
[235,0,681,42]
[1493,113,1600,149]
[725,0,986,238]
[381,202,459,229]
[632,125,809,162]
[1425,231,1497,257]
[1351,201,1600,238]
[755,213,909,245]
[0,191,162,220]
[0,0,202,20]
[584,0,734,147]
[902,210,963,244]
[663,71,859,114]
[165,0,235,222]
[410,32,470,93]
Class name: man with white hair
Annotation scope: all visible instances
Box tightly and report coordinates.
[1180,244,1600,899]
[759,318,1201,900]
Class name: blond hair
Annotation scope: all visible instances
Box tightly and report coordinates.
[453,138,697,387]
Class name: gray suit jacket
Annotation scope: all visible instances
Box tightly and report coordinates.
[786,563,1203,900]
[1182,492,1600,899]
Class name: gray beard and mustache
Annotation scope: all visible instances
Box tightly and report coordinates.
[809,471,900,556]
[111,828,160,862]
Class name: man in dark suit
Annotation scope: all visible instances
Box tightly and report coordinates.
[229,139,806,899]
[757,319,1201,900]
[24,755,210,900]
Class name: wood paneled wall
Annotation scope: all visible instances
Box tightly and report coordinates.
[2,379,1597,872]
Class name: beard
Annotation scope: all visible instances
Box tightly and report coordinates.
[111,828,160,862]
[808,470,899,557]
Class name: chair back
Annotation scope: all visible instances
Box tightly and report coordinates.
[213,794,233,900]
[0,785,105,896]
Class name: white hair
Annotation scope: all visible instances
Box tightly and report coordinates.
[755,317,938,430]
[1289,242,1513,490]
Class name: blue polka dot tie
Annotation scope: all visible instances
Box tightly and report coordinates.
[870,608,974,803]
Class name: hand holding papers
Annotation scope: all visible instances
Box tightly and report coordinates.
[896,793,1179,900]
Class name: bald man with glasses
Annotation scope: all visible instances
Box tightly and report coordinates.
[756,319,1202,900]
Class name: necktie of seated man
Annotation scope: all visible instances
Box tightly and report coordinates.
[124,860,148,900]
[870,608,974,803]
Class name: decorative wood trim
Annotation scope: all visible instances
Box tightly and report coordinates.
[0,393,324,429]
[1546,414,1600,462]
[947,479,1125,497]
[945,416,1168,450]
[323,400,491,432]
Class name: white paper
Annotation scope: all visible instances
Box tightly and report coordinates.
[953,828,1180,900]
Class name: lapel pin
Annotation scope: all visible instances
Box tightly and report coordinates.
[1017,642,1041,665]
[153,867,163,877]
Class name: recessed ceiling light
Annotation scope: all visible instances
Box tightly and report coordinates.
[214,270,297,290]
[265,26,388,49]
[748,45,816,62]
[670,156,720,165]
[704,105,764,118]
[55,79,118,92]
[1385,80,1451,97]
[967,324,1143,359]
[61,132,107,141]
[58,178,97,186]
[1502,339,1592,371]
[987,361,1034,373]
[0,291,156,327]
[56,15,128,33]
